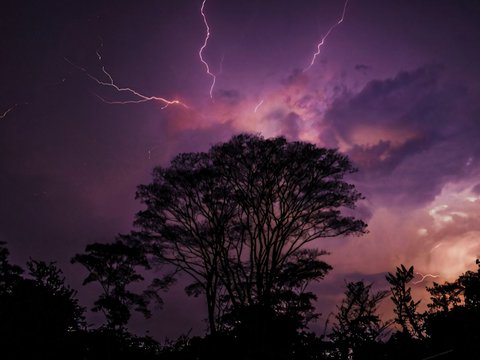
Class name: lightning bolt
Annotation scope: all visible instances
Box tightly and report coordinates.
[254,99,264,113]
[199,0,216,98]
[96,38,103,61]
[0,104,18,119]
[413,272,440,285]
[65,51,187,109]
[305,0,349,71]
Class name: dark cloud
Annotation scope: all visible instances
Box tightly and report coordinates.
[216,89,243,106]
[327,65,444,133]
[324,64,480,206]
[282,69,308,87]
[355,64,371,73]
[265,111,301,140]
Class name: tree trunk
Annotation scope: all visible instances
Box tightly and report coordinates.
[206,283,217,334]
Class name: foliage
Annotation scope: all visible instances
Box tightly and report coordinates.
[132,133,367,334]
[426,281,462,313]
[423,260,480,358]
[1,238,480,359]
[385,265,424,339]
[330,281,390,359]
[72,240,163,330]
[0,241,23,295]
[26,259,86,330]
[0,245,85,359]
[458,259,480,309]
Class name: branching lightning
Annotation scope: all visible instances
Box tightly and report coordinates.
[199,0,216,98]
[65,53,187,109]
[305,0,349,71]
[63,0,352,126]
[413,272,440,285]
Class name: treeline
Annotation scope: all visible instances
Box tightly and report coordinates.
[1,134,479,359]
[1,242,479,359]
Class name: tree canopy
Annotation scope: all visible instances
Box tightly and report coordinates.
[72,240,162,331]
[131,134,367,335]
[331,281,390,359]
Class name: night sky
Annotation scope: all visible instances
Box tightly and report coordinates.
[2,0,480,339]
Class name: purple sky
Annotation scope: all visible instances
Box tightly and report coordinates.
[1,0,480,339]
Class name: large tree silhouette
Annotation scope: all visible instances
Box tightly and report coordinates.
[132,134,367,335]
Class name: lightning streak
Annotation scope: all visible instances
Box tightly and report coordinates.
[199,0,216,98]
[64,57,187,109]
[96,40,103,61]
[254,99,264,113]
[0,104,17,119]
[413,272,440,285]
[305,0,349,71]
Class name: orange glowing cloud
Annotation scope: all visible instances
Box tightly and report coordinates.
[336,181,480,283]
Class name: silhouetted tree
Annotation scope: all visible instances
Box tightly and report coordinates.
[131,148,237,334]
[0,241,23,295]
[424,259,480,358]
[219,248,331,358]
[458,259,480,309]
[71,328,162,360]
[72,240,162,331]
[426,281,462,313]
[0,254,85,359]
[26,259,85,330]
[330,281,390,360]
[132,134,367,336]
[386,265,425,340]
